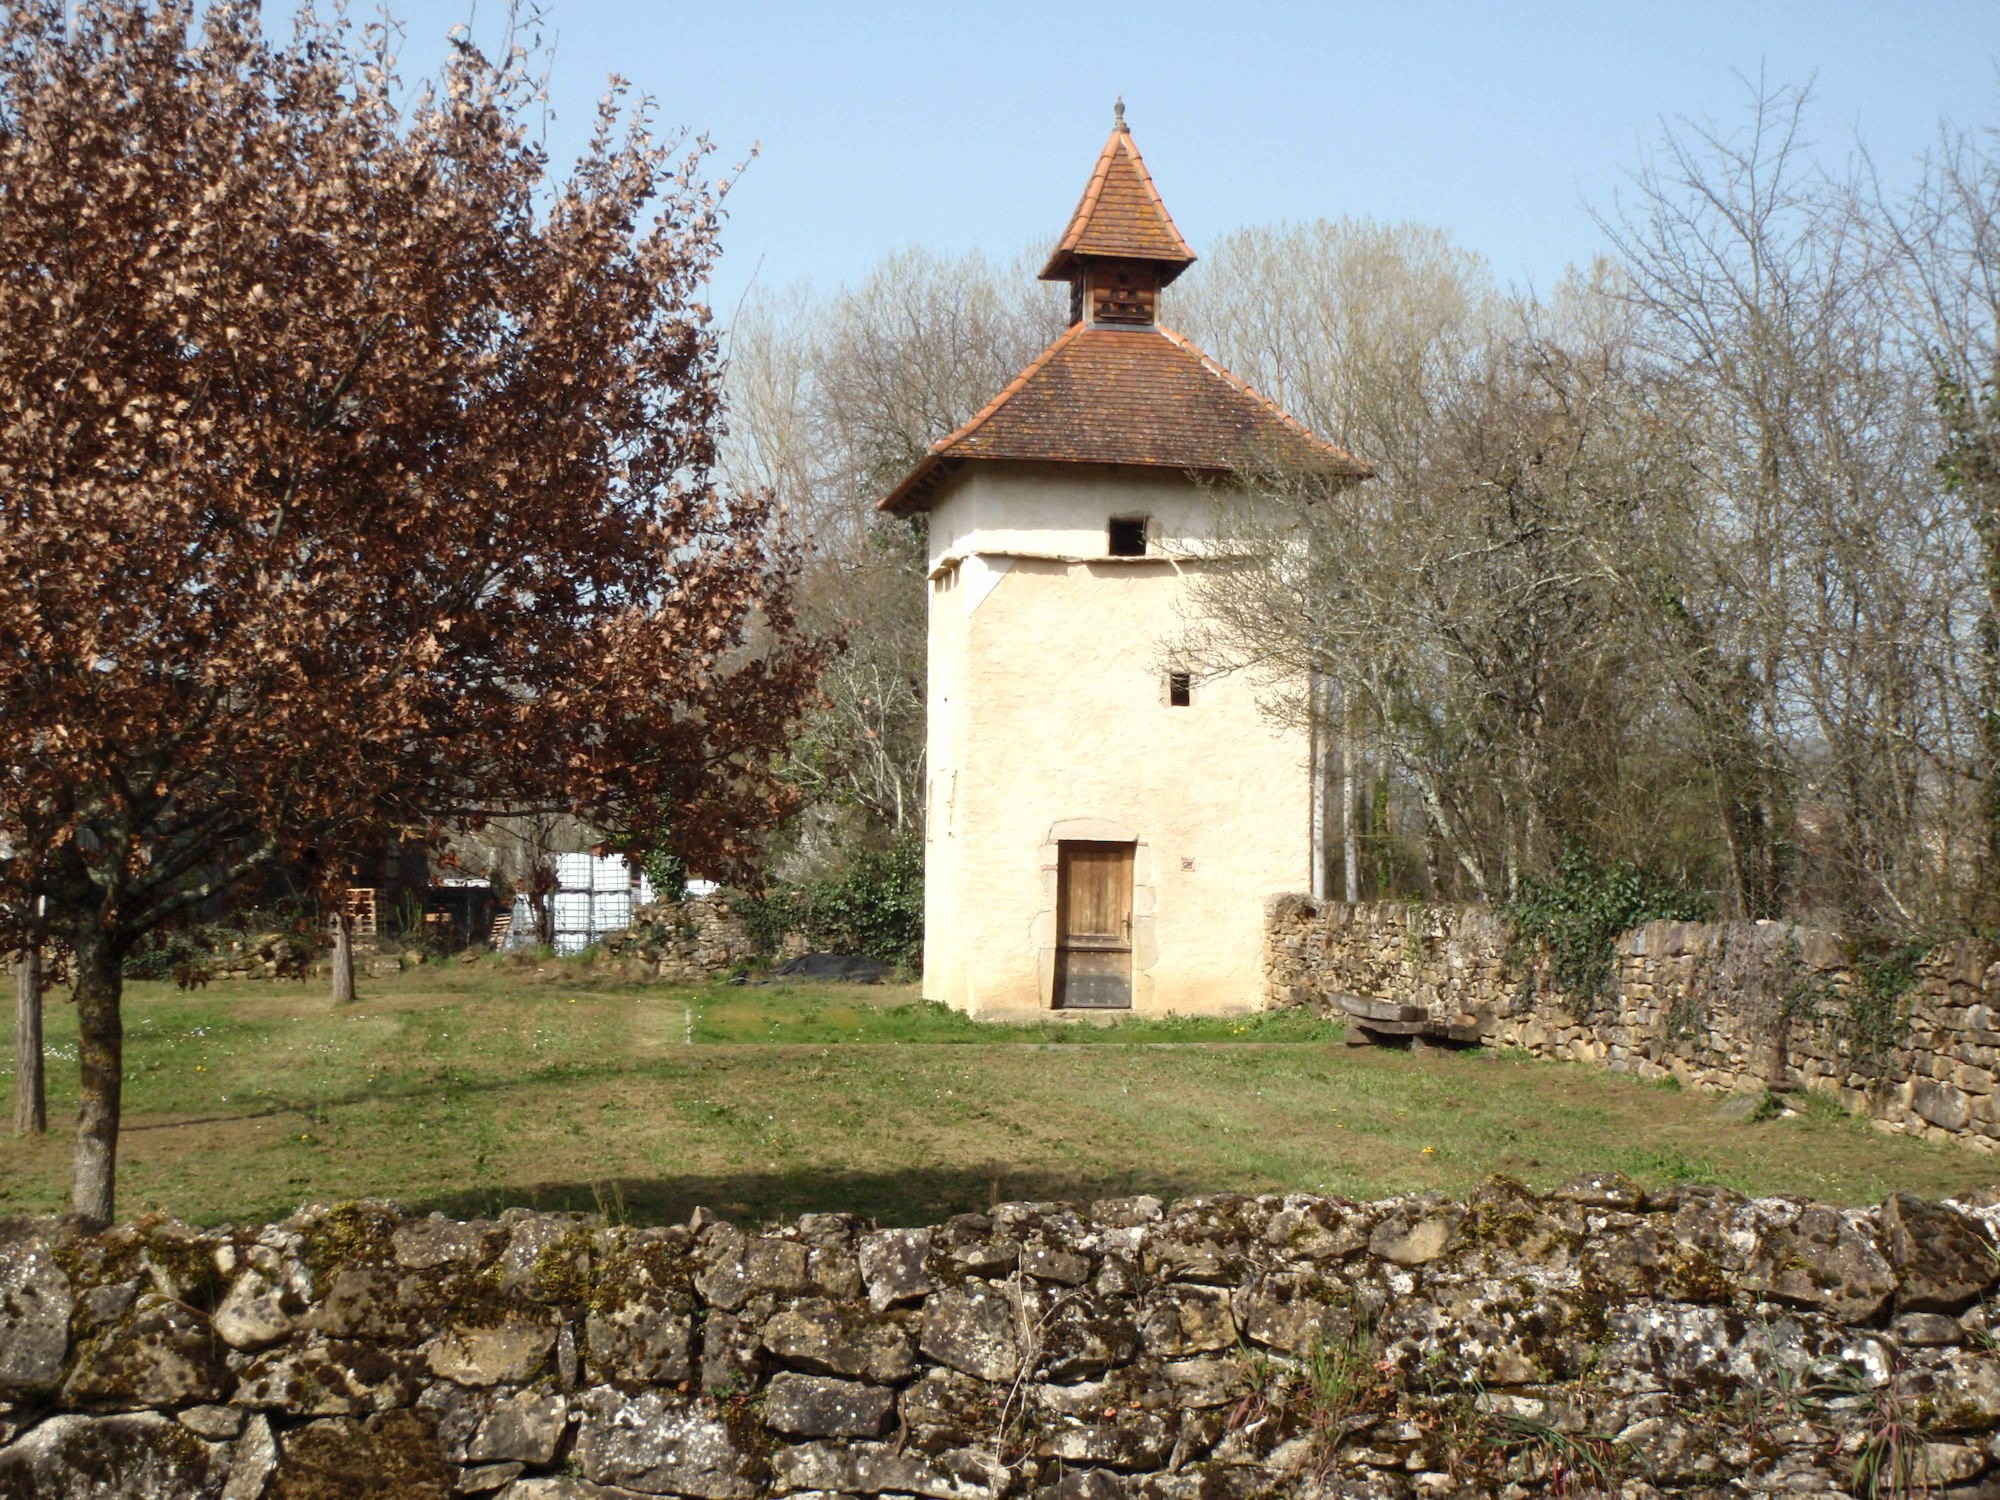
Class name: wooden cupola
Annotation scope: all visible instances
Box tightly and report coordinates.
[1039,100,1198,328]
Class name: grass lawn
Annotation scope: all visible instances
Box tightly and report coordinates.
[0,959,1987,1228]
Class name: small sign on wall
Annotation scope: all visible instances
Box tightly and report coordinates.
[1181,857,1195,872]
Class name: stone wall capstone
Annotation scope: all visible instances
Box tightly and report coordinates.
[7,1184,2000,1496]
[1266,896,2000,1152]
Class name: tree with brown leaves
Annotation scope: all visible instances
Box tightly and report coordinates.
[0,0,820,1222]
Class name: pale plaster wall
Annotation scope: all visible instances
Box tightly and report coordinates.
[925,463,1247,573]
[923,464,1310,1018]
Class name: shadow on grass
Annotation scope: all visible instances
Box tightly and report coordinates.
[121,1035,1353,1136]
[401,1163,1219,1231]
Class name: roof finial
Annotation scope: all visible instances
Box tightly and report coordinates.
[1113,95,1127,132]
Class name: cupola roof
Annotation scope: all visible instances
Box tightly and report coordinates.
[878,106,1369,516]
[880,324,1367,514]
[1038,100,1197,285]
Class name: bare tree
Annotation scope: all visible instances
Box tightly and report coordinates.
[1172,218,1498,457]
[1180,301,1669,903]
[1171,221,1519,897]
[1601,78,1977,928]
[724,249,1064,867]
[1868,119,2000,922]
[1179,82,1995,935]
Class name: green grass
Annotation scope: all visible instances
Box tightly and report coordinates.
[690,986,1344,1044]
[0,959,1986,1229]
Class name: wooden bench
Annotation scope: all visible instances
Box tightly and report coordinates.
[1336,993,1484,1048]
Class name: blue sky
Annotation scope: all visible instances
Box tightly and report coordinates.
[384,0,1998,317]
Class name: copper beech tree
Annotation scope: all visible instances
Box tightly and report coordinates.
[0,0,820,1221]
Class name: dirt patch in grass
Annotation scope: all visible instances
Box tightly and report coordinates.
[0,969,1988,1226]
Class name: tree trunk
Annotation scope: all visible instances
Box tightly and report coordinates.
[330,909,356,1004]
[71,933,124,1225]
[1308,674,1330,901]
[1978,504,2000,914]
[14,946,44,1135]
[1413,767,1491,903]
[1341,693,1361,905]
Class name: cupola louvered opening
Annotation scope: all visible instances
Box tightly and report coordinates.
[1086,262,1159,325]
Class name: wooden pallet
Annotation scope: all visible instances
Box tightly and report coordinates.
[345,888,377,937]
[488,911,513,949]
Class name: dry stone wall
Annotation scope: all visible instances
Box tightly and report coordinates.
[8,1185,2000,1497]
[595,897,804,983]
[1266,897,2000,1152]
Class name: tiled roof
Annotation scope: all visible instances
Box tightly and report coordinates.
[879,324,1369,514]
[1039,122,1197,283]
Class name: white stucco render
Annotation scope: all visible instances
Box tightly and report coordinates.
[921,463,1310,1018]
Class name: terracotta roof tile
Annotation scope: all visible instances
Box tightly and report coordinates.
[879,325,1369,514]
[1039,123,1196,282]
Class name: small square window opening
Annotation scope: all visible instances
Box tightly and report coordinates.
[1168,671,1192,707]
[1108,516,1147,556]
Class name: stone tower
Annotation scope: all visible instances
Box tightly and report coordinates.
[880,108,1364,1017]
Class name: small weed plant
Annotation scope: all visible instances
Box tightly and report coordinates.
[1231,1319,1389,1478]
[1484,1415,1621,1496]
[1402,1352,1623,1496]
[1828,1357,1935,1499]
[1399,897,1432,967]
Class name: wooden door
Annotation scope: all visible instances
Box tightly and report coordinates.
[1055,841,1134,1009]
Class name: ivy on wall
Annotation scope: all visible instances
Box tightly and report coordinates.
[740,836,923,971]
[1503,843,1712,1004]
